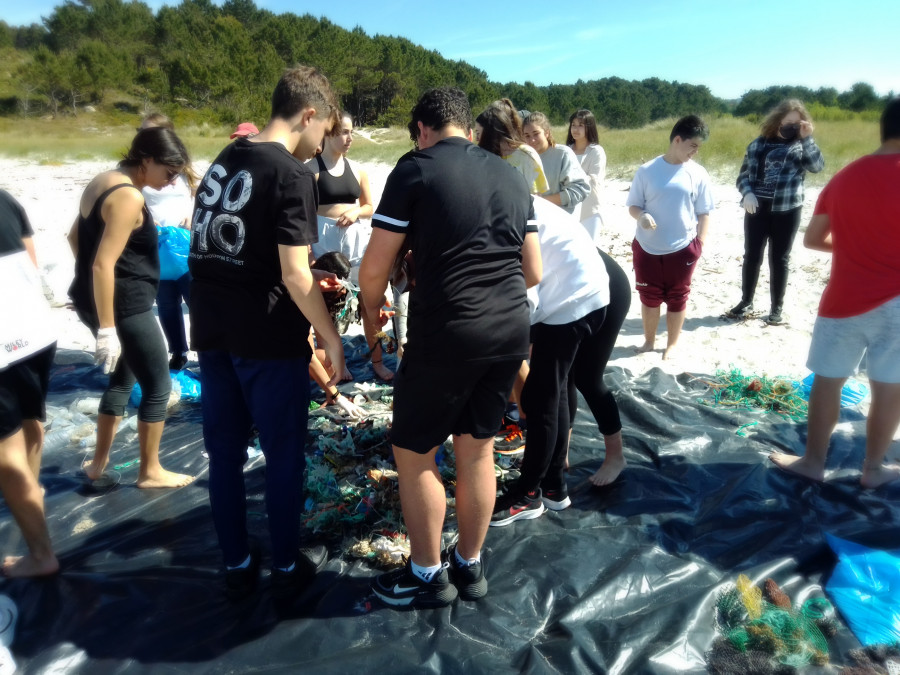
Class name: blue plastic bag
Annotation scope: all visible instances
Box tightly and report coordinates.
[158,226,190,281]
[172,369,201,400]
[797,373,869,408]
[825,533,900,646]
[129,370,200,407]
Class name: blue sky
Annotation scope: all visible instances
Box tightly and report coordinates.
[7,0,898,100]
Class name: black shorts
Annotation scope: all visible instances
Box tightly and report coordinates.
[390,357,522,453]
[0,343,56,439]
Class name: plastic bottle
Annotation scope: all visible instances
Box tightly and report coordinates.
[48,409,73,430]
[72,398,102,416]
[120,416,139,433]
[70,423,95,442]
[43,428,73,453]
[69,411,93,427]
[78,436,97,449]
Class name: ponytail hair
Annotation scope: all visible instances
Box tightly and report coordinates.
[121,127,191,170]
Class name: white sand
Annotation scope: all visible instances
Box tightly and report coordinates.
[1,156,832,383]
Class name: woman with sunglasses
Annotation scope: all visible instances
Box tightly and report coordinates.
[139,113,197,372]
[728,99,824,325]
[67,126,195,489]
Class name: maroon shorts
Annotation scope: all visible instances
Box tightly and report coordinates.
[631,237,702,312]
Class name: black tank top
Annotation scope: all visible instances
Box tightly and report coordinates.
[69,183,159,328]
[315,155,361,205]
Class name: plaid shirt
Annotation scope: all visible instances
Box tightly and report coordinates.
[736,136,824,212]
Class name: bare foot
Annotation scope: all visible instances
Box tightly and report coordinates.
[82,458,108,482]
[2,554,60,578]
[589,456,627,486]
[137,469,195,489]
[636,341,655,354]
[861,463,900,489]
[372,360,394,382]
[662,344,678,361]
[768,453,826,482]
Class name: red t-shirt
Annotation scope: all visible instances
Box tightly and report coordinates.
[815,153,900,318]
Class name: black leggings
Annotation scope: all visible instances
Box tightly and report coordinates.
[567,249,632,431]
[97,310,171,422]
[520,251,631,493]
[740,202,802,311]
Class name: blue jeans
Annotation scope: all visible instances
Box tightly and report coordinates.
[198,350,311,568]
[156,272,191,356]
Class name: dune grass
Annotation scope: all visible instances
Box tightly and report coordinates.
[553,116,880,186]
[0,113,879,186]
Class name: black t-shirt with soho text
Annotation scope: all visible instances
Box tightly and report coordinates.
[373,136,534,364]
[189,139,318,358]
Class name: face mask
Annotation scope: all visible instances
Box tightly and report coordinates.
[779,124,799,140]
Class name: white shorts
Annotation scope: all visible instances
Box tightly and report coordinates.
[807,295,900,383]
[311,216,372,269]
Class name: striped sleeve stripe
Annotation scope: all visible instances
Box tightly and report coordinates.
[372,213,409,233]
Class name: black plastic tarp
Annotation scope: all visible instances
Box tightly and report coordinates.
[1,339,898,673]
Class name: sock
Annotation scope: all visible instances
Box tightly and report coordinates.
[227,553,251,571]
[275,562,296,573]
[411,560,442,583]
[455,547,481,567]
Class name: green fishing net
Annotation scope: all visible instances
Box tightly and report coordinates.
[709,575,832,671]
[699,368,808,423]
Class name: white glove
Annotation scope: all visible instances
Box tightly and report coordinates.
[637,212,657,230]
[334,393,365,420]
[742,193,759,215]
[95,327,121,374]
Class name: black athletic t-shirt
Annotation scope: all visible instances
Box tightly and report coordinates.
[189,139,318,358]
[0,189,32,255]
[373,136,533,364]
[69,184,159,328]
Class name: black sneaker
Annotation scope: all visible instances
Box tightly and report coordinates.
[494,424,526,455]
[443,545,487,601]
[541,486,571,511]
[499,403,521,430]
[271,543,328,593]
[225,546,261,601]
[372,562,458,608]
[766,309,784,326]
[725,300,753,319]
[490,489,545,527]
